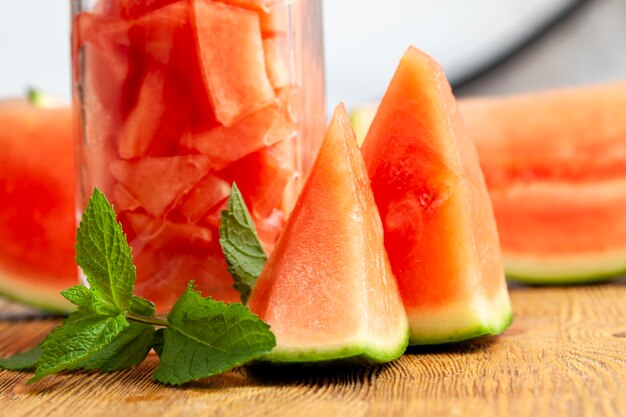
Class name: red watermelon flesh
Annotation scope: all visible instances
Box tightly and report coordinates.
[361,46,512,345]
[118,69,167,159]
[216,0,276,12]
[0,101,76,313]
[247,104,408,363]
[125,212,213,250]
[220,139,295,218]
[175,173,231,224]
[110,155,211,217]
[133,248,239,312]
[191,0,276,126]
[181,102,295,170]
[259,7,289,37]
[263,36,290,89]
[462,82,626,188]
[112,183,141,212]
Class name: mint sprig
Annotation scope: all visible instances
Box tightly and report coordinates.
[154,283,275,385]
[220,183,268,304]
[0,188,275,385]
[75,188,136,312]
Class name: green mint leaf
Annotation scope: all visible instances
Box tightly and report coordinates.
[130,295,156,317]
[0,345,42,371]
[151,328,165,358]
[30,312,128,383]
[219,183,268,304]
[61,286,92,307]
[61,286,120,316]
[72,323,154,372]
[75,188,136,312]
[153,283,275,385]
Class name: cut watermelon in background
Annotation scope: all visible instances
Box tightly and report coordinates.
[248,104,409,363]
[461,83,626,283]
[110,155,211,217]
[0,99,75,313]
[191,0,276,126]
[361,47,512,345]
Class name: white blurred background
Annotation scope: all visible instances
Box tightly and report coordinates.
[0,0,624,107]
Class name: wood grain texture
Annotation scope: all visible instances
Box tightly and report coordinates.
[1,281,625,417]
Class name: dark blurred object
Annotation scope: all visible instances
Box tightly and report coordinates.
[456,0,626,96]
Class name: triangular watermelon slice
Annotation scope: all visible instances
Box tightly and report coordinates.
[247,104,409,363]
[110,155,211,217]
[361,47,513,345]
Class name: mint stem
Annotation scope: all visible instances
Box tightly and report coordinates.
[126,312,169,327]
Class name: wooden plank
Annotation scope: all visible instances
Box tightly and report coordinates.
[1,281,626,417]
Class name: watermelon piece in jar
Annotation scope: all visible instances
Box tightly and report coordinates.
[221,138,295,218]
[175,173,231,224]
[259,6,289,38]
[133,249,239,313]
[110,155,211,217]
[263,36,290,90]
[125,212,213,250]
[191,0,276,126]
[181,102,295,170]
[102,0,183,19]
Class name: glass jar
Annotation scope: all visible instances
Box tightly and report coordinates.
[71,0,325,311]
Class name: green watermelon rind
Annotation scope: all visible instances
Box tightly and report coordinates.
[504,253,626,285]
[506,270,626,285]
[0,270,75,314]
[406,288,513,346]
[408,309,513,346]
[257,328,411,365]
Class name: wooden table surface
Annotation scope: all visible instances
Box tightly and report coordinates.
[1,281,626,417]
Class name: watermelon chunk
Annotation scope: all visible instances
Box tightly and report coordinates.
[118,69,167,159]
[259,6,289,37]
[216,0,276,12]
[191,1,276,126]
[181,103,295,169]
[263,36,290,89]
[110,155,211,217]
[126,213,213,249]
[133,249,239,313]
[112,183,141,212]
[221,138,295,218]
[175,173,231,223]
[248,104,409,363]
[361,47,512,345]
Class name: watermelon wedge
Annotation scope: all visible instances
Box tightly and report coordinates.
[247,104,409,363]
[361,47,512,345]
[0,98,75,313]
